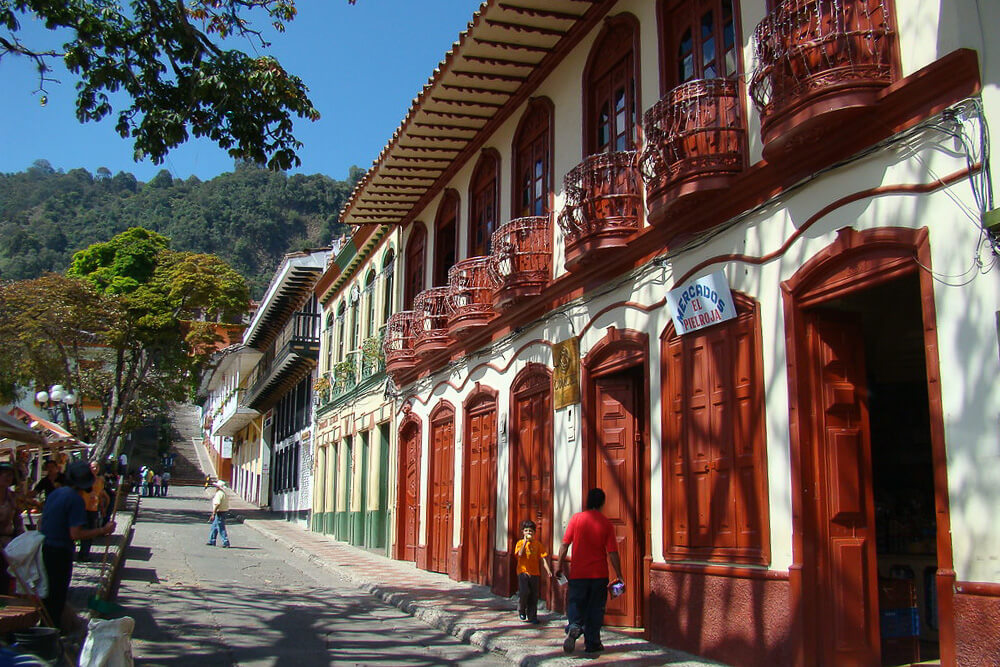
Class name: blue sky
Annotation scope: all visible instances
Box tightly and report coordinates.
[0,1,481,183]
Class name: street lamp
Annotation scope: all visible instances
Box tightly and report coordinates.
[35,384,77,429]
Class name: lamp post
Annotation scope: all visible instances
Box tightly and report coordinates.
[34,384,77,430]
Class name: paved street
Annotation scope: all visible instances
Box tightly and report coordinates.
[114,485,504,666]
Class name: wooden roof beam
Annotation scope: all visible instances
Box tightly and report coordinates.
[472,38,553,53]
[461,55,536,67]
[485,19,568,37]
[420,109,495,120]
[451,70,527,83]
[497,4,586,21]
[429,97,505,108]
[439,83,514,96]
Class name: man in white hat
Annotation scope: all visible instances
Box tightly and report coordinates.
[207,480,231,548]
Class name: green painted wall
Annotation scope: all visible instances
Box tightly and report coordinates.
[323,512,335,535]
[335,511,350,540]
[365,509,388,549]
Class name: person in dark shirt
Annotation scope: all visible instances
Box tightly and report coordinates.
[39,460,115,629]
[31,461,67,502]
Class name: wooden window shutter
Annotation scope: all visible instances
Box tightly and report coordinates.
[662,297,769,564]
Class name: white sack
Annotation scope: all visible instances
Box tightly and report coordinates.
[3,531,47,598]
[79,616,135,667]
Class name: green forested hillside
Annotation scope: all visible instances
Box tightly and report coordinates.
[0,160,362,297]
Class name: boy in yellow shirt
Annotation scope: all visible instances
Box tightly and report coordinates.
[514,519,553,623]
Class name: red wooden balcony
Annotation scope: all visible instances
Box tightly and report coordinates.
[412,287,452,356]
[558,150,642,271]
[384,311,416,378]
[447,257,496,333]
[750,0,895,160]
[489,216,551,311]
[640,79,746,222]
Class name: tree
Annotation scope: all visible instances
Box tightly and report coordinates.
[1,0,356,170]
[0,227,251,460]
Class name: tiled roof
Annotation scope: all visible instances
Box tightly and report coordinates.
[339,0,611,227]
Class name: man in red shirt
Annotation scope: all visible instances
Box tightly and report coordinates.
[554,487,624,655]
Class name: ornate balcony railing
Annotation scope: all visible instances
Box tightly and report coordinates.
[640,78,745,219]
[490,215,551,311]
[412,287,452,356]
[447,257,497,333]
[750,0,894,156]
[384,311,416,377]
[558,150,642,271]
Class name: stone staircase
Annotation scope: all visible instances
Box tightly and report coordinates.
[165,402,210,485]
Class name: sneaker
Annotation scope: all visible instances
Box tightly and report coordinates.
[206,542,215,546]
[563,626,582,654]
[222,544,230,548]
[518,612,527,621]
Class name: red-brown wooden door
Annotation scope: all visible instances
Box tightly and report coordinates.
[429,410,455,574]
[398,422,421,562]
[511,372,553,592]
[464,399,497,585]
[806,313,880,666]
[592,370,643,627]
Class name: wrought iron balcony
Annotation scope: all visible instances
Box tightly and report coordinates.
[750,0,895,159]
[490,215,551,311]
[447,257,497,333]
[244,311,320,409]
[558,150,642,271]
[640,78,746,220]
[384,311,417,378]
[412,287,452,356]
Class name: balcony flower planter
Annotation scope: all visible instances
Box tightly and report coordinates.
[558,150,642,271]
[447,256,497,333]
[489,215,552,311]
[412,287,452,357]
[749,0,895,160]
[640,78,746,223]
[384,311,417,379]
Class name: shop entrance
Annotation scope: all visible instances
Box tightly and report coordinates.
[800,271,940,666]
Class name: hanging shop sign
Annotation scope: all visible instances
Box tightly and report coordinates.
[666,270,737,335]
[552,336,580,409]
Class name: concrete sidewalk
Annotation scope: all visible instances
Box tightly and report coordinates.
[225,495,724,666]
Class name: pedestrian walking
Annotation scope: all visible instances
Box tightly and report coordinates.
[39,461,115,629]
[514,519,552,624]
[206,480,231,548]
[554,488,624,655]
[152,471,162,497]
[77,461,109,562]
[118,452,128,476]
[161,470,171,497]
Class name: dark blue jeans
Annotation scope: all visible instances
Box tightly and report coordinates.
[567,577,608,649]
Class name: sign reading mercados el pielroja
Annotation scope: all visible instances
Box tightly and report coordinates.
[666,270,736,336]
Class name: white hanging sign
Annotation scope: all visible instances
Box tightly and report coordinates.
[666,270,737,335]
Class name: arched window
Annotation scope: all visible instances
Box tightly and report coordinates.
[404,224,426,310]
[512,99,553,218]
[662,0,739,90]
[434,191,459,286]
[584,15,640,155]
[336,301,346,363]
[324,312,334,374]
[365,269,377,339]
[468,150,499,257]
[350,284,360,356]
[382,249,396,323]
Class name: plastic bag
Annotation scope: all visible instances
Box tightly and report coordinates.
[79,616,135,667]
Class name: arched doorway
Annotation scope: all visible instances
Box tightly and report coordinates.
[463,386,499,585]
[508,364,554,600]
[428,401,456,575]
[395,414,421,562]
[783,227,954,666]
[582,327,649,629]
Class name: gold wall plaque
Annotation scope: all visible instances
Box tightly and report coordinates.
[552,336,580,409]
